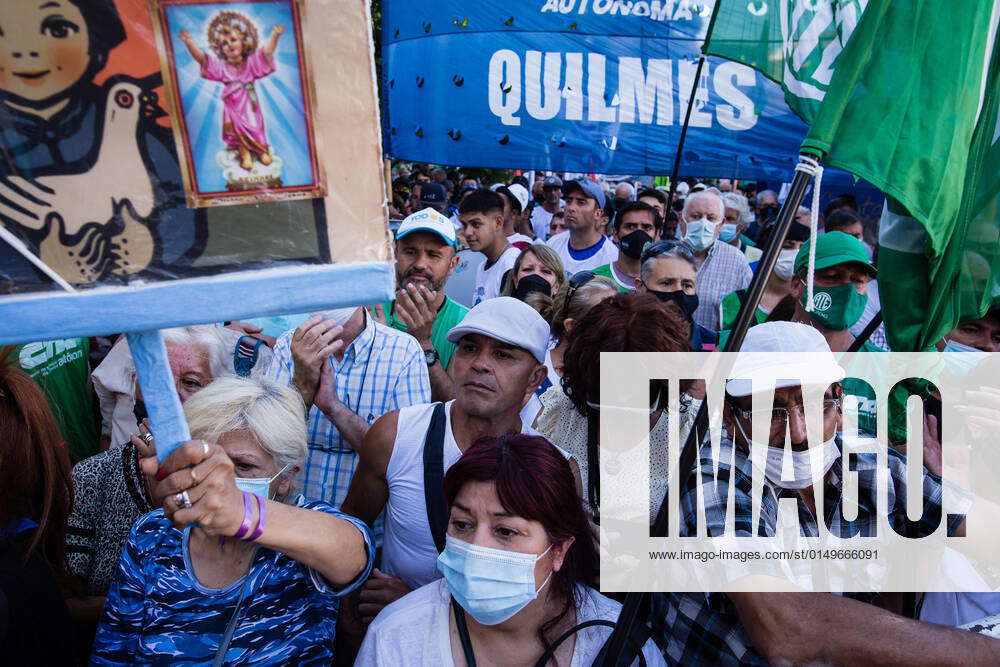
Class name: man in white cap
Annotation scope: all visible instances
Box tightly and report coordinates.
[373,208,469,402]
[496,183,533,251]
[341,297,580,628]
[658,321,997,665]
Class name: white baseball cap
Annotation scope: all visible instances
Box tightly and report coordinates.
[726,322,845,397]
[396,208,458,247]
[506,183,530,212]
[446,297,550,363]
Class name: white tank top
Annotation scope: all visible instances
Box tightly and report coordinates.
[381,401,463,589]
[380,401,565,590]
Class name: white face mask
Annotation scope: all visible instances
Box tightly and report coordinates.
[309,307,356,326]
[682,217,718,251]
[735,417,839,489]
[774,248,799,281]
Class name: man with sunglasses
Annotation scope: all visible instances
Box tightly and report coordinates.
[636,240,718,351]
[657,321,998,665]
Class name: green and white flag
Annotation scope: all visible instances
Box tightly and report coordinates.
[708,0,1000,352]
[704,0,869,123]
[801,0,1000,352]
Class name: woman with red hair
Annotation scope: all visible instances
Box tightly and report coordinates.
[539,292,701,525]
[356,434,663,665]
[0,347,76,663]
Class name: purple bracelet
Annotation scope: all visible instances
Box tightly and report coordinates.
[233,491,254,539]
[246,494,266,541]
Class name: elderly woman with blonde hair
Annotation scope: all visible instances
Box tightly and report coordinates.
[91,377,374,665]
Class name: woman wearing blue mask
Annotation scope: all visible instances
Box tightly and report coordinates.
[356,434,664,666]
[91,377,374,665]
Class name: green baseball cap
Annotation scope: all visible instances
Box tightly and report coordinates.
[793,230,876,276]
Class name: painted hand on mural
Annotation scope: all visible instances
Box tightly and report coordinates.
[0,1,206,290]
[0,81,159,284]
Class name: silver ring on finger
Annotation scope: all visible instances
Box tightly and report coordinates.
[176,490,192,509]
[142,432,154,444]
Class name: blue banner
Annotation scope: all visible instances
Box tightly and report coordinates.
[381,0,812,180]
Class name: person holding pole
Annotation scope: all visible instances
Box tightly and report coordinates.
[654,322,1000,665]
[91,377,373,664]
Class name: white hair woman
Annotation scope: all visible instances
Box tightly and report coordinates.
[67,325,236,628]
[91,377,374,664]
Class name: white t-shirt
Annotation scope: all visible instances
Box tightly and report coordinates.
[381,401,552,590]
[356,579,667,666]
[473,245,521,306]
[545,231,620,277]
[530,201,563,240]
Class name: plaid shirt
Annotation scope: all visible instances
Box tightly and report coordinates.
[693,241,752,331]
[268,315,431,535]
[657,430,969,665]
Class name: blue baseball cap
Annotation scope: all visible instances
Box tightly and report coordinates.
[419,182,448,205]
[562,179,607,209]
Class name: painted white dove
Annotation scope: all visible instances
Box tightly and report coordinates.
[0,80,157,284]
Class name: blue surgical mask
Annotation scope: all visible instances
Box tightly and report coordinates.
[718,223,739,243]
[234,464,289,500]
[942,338,982,378]
[437,534,552,625]
[682,217,718,251]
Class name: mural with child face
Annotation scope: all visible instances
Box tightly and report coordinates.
[0,0,205,290]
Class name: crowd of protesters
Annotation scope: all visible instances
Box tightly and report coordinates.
[4,164,1000,665]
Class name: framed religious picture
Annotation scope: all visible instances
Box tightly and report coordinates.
[151,0,325,207]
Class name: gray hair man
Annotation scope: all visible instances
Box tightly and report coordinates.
[677,190,752,331]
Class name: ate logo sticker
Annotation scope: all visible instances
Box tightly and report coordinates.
[812,291,833,312]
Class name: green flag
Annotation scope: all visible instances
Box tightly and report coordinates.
[801,0,1000,351]
[703,0,869,123]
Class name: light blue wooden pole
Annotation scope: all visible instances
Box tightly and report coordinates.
[126,330,191,462]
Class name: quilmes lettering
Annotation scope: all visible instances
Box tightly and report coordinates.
[487,50,757,130]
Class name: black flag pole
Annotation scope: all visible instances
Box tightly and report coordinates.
[595,159,820,667]
[663,53,706,235]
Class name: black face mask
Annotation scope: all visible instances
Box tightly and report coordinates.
[648,287,699,319]
[619,230,653,260]
[757,203,780,223]
[513,273,552,301]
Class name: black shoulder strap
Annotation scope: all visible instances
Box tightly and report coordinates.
[423,402,449,554]
[452,597,477,666]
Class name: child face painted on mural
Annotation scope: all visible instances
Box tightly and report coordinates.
[0,1,91,108]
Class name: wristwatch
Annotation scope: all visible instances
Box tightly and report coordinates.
[423,347,439,367]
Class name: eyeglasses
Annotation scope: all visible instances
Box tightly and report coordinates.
[564,270,596,310]
[733,398,842,432]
